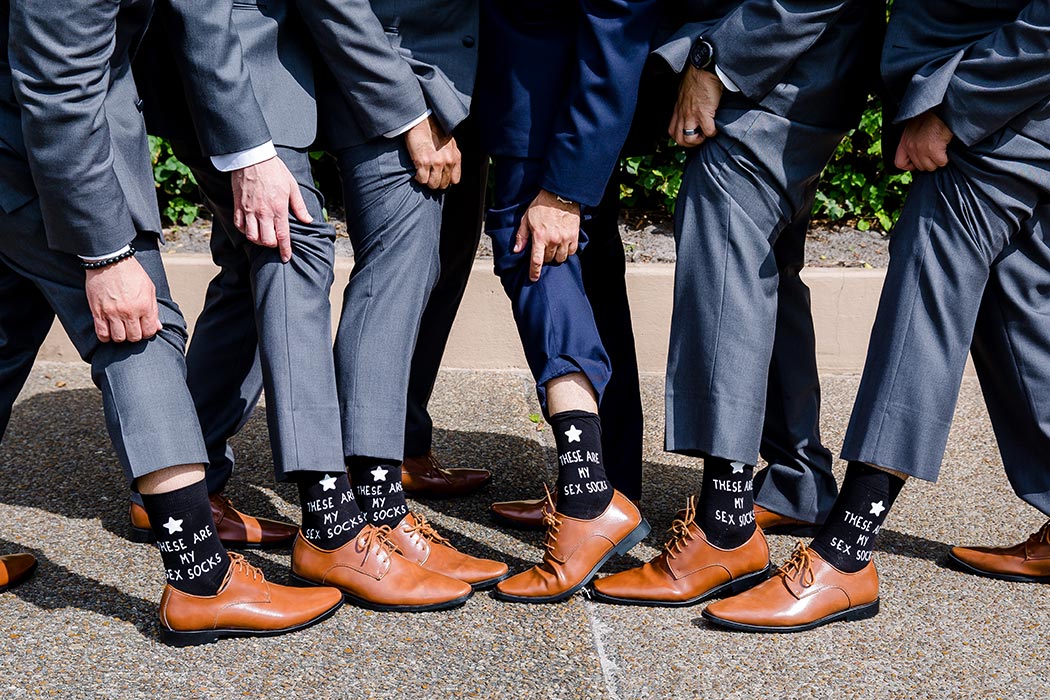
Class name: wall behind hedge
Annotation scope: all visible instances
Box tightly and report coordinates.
[152,97,906,233]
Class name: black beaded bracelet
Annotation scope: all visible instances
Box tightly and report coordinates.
[80,246,136,270]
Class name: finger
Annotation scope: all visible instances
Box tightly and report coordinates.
[543,243,556,264]
[244,213,260,243]
[701,114,718,139]
[567,239,579,257]
[530,240,545,282]
[93,314,111,343]
[140,311,160,340]
[513,220,530,254]
[124,317,143,344]
[427,164,444,191]
[415,162,431,186]
[275,213,292,263]
[439,163,452,190]
[894,144,914,171]
[288,185,313,224]
[450,153,463,186]
[933,148,949,169]
[257,217,278,249]
[553,242,569,264]
[233,206,245,233]
[108,318,127,343]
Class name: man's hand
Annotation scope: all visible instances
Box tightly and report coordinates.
[404,116,462,190]
[669,66,724,148]
[513,189,581,282]
[85,256,160,343]
[231,155,313,263]
[895,111,954,172]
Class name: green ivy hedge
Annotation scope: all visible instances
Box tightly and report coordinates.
[151,98,906,232]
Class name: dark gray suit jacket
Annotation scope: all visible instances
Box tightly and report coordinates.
[135,0,315,152]
[298,0,478,150]
[883,0,1050,147]
[653,0,879,131]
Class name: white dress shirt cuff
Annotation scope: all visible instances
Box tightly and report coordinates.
[78,244,132,263]
[715,65,741,93]
[210,141,278,173]
[384,110,432,139]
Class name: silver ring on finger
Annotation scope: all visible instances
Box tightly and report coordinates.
[682,128,699,136]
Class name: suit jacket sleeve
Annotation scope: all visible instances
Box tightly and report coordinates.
[655,0,853,104]
[161,0,272,157]
[542,0,661,208]
[938,1,1050,146]
[8,0,138,257]
[291,0,429,140]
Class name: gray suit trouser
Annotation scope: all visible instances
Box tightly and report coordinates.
[666,101,845,523]
[841,107,1050,515]
[172,144,344,487]
[335,137,443,461]
[0,203,208,483]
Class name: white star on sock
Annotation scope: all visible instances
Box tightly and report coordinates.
[162,517,183,535]
[731,462,745,474]
[370,466,389,482]
[869,500,885,517]
[564,425,582,443]
[319,474,338,491]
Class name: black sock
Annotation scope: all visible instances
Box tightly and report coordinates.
[810,461,905,573]
[141,479,231,596]
[294,470,367,550]
[697,457,756,549]
[550,410,613,520]
[348,457,409,529]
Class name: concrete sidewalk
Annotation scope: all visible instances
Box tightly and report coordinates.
[0,363,1046,699]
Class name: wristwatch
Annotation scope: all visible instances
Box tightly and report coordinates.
[689,37,715,71]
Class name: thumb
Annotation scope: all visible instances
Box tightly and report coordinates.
[288,183,312,224]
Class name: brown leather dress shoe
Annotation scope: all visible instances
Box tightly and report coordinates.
[129,493,298,549]
[702,542,880,632]
[291,524,474,612]
[402,450,491,498]
[387,512,509,590]
[948,520,1050,583]
[494,489,650,604]
[0,553,37,593]
[754,504,819,536]
[490,497,550,530]
[159,553,343,647]
[591,497,771,607]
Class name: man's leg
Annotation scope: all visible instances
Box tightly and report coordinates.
[400,118,492,497]
[706,126,1050,631]
[0,260,54,440]
[328,136,506,595]
[754,198,838,530]
[486,156,647,604]
[949,207,1050,583]
[0,208,342,645]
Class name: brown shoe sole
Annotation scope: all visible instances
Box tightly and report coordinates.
[160,598,343,647]
[470,572,511,591]
[701,598,880,633]
[946,551,1050,584]
[587,563,774,608]
[129,525,295,551]
[492,518,652,604]
[290,573,474,612]
[0,559,38,594]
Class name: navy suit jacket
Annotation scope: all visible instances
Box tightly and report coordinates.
[476,0,661,208]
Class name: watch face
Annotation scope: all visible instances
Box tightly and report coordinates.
[691,40,713,70]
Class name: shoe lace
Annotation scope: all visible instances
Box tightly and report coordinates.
[663,496,698,560]
[778,542,816,588]
[540,484,563,559]
[359,525,401,563]
[1035,520,1050,546]
[228,553,262,582]
[407,513,454,549]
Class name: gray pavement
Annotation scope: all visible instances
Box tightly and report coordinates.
[0,362,1046,699]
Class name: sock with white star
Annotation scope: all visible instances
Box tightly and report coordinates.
[697,456,756,549]
[348,457,408,529]
[809,461,904,573]
[140,479,231,596]
[550,410,612,520]
[294,470,366,550]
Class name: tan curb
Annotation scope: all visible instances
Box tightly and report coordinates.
[40,256,954,376]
